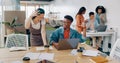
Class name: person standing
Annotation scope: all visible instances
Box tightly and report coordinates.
[25,8,47,46]
[76,7,86,37]
[95,6,107,51]
[95,5,107,25]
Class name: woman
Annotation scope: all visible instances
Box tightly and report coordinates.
[76,7,86,37]
[25,8,47,46]
[95,6,107,50]
[95,5,107,25]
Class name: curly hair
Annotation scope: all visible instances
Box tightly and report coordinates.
[95,6,106,13]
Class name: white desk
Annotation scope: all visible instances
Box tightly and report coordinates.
[86,32,117,52]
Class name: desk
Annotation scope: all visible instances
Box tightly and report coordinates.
[0,44,119,63]
[86,32,117,52]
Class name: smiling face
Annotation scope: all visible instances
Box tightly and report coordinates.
[37,14,44,20]
[63,18,72,29]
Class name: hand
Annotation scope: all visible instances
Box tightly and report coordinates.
[30,11,38,17]
[85,19,88,23]
[52,42,59,49]
[82,22,86,27]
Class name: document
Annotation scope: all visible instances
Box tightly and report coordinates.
[82,50,99,56]
[24,52,54,60]
[24,52,40,60]
[39,53,54,60]
[36,46,53,51]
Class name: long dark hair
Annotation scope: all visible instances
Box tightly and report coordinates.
[76,7,86,15]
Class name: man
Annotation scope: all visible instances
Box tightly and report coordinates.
[86,12,100,48]
[49,15,86,48]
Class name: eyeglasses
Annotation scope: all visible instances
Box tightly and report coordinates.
[62,21,71,25]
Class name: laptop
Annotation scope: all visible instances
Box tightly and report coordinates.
[96,25,107,32]
[56,39,79,50]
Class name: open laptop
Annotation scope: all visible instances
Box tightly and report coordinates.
[56,39,79,50]
[96,25,107,32]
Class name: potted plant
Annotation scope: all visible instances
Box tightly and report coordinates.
[2,17,23,34]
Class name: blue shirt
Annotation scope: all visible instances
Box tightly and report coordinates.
[49,27,86,45]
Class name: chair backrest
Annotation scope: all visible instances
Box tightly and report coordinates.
[5,34,28,49]
[110,39,120,61]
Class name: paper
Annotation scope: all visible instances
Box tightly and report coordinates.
[9,47,27,51]
[24,52,40,60]
[36,46,53,51]
[36,47,45,50]
[39,53,54,60]
[71,49,77,55]
[82,50,98,56]
[11,61,22,63]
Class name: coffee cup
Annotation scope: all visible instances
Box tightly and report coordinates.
[23,57,30,63]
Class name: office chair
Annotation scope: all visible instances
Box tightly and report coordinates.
[5,34,28,50]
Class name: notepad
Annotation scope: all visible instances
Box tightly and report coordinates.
[82,50,99,56]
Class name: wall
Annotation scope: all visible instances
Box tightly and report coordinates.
[50,0,120,38]
[88,0,120,38]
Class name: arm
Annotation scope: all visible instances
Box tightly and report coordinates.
[25,17,31,29]
[76,31,86,43]
[100,14,107,24]
[49,29,60,45]
[25,11,38,29]
[83,27,86,37]
[41,23,47,45]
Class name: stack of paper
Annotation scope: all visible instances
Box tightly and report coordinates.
[82,50,99,56]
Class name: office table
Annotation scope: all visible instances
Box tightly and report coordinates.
[0,44,119,63]
[86,32,117,52]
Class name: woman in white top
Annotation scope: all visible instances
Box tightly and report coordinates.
[25,8,47,46]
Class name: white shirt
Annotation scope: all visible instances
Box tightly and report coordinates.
[31,19,46,30]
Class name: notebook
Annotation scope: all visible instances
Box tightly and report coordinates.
[89,56,108,63]
[56,39,79,50]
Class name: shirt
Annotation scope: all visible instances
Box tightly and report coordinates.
[64,29,70,39]
[31,19,46,30]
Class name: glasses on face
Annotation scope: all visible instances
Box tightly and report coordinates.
[62,20,71,24]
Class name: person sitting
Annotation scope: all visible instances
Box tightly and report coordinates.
[86,12,100,48]
[49,15,86,48]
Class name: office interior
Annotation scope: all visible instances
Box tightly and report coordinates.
[0,0,120,63]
